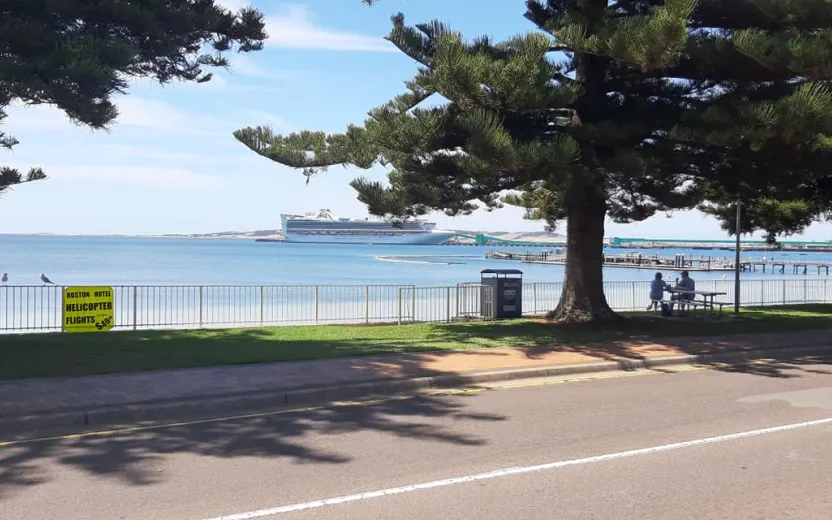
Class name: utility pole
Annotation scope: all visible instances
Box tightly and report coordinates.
[734,196,741,314]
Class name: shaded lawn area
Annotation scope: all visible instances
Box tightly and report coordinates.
[1,304,831,380]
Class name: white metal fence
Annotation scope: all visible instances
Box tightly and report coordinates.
[1,278,829,333]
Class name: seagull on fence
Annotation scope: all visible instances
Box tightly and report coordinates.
[40,273,55,285]
[1,273,7,284]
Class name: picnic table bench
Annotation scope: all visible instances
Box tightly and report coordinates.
[655,288,730,318]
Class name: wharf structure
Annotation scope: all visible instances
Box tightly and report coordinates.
[486,251,832,275]
[609,237,832,252]
[446,233,566,247]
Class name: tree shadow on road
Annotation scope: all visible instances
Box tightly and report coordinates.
[429,318,832,379]
[0,327,534,501]
[0,390,505,500]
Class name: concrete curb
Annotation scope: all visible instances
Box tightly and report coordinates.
[1,343,829,441]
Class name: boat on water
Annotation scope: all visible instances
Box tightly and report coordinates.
[280,209,457,245]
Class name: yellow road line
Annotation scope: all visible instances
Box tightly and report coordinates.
[0,364,713,448]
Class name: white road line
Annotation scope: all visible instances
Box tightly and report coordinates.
[202,417,832,520]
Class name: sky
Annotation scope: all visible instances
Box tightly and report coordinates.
[1,0,831,241]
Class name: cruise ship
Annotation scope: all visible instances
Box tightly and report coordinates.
[280,209,456,245]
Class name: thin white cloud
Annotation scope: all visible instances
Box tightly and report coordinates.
[115,97,222,135]
[98,144,268,165]
[227,53,303,80]
[5,96,220,136]
[265,5,397,52]
[116,97,189,130]
[5,102,79,132]
[228,54,271,77]
[240,109,291,130]
[128,72,288,96]
[16,164,227,192]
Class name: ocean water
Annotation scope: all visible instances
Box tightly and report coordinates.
[1,234,830,288]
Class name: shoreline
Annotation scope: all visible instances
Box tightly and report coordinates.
[4,233,832,252]
[0,233,277,240]
[0,232,567,244]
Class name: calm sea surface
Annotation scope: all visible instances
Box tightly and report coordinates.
[1,234,829,287]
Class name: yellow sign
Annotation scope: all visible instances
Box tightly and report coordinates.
[62,286,115,333]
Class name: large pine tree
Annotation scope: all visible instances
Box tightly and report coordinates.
[1,0,266,197]
[235,0,832,323]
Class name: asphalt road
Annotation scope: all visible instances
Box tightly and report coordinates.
[3,359,832,520]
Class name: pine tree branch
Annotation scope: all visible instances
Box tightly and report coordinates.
[0,167,47,197]
[552,0,696,70]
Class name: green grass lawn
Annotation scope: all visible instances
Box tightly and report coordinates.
[1,304,830,381]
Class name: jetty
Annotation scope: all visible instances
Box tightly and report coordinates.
[486,251,732,271]
[485,251,832,275]
[740,259,831,275]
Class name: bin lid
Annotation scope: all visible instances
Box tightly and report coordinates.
[480,268,523,276]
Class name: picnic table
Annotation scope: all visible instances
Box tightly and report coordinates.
[663,288,729,317]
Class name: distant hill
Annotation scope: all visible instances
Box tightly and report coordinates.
[160,230,281,239]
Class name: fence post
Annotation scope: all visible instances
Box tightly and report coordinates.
[825,279,828,303]
[446,286,451,322]
[760,279,764,306]
[260,286,264,326]
[482,285,489,319]
[411,287,416,322]
[199,286,203,328]
[397,288,402,325]
[782,279,786,305]
[132,286,138,331]
[630,282,636,311]
[533,283,537,315]
[365,285,370,324]
[315,286,319,324]
[804,279,808,304]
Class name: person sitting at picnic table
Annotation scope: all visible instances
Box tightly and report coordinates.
[676,271,695,296]
[671,271,696,311]
[647,272,669,311]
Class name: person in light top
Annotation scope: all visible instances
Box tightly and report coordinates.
[675,270,696,300]
[647,272,669,311]
[668,270,696,315]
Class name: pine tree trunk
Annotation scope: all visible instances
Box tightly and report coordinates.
[549,184,619,324]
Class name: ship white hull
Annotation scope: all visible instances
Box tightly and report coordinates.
[284,232,456,245]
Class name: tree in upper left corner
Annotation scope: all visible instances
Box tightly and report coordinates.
[0,0,267,198]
